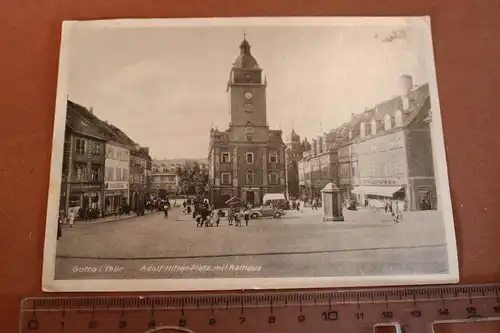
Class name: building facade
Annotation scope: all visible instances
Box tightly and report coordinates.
[338,75,436,211]
[129,147,150,211]
[151,158,208,197]
[103,142,130,215]
[61,101,106,217]
[208,37,286,207]
[297,133,338,200]
[151,162,179,197]
[284,129,305,199]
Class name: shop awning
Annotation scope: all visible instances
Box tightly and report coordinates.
[351,186,403,197]
[263,193,286,201]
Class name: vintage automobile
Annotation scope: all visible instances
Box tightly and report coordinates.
[249,206,285,219]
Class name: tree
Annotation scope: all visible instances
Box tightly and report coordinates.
[176,162,208,195]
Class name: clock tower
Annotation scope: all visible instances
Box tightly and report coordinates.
[208,36,286,208]
[227,37,267,127]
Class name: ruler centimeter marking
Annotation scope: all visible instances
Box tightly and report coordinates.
[19,284,500,333]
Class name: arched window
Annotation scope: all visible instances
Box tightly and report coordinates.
[371,119,377,135]
[395,110,403,127]
[384,114,392,130]
[360,123,366,137]
[246,170,254,184]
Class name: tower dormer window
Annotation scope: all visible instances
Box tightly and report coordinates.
[243,103,253,112]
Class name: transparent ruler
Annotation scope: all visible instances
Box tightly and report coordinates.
[20,284,500,332]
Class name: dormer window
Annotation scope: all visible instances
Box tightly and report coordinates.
[371,119,377,135]
[360,123,366,137]
[384,114,392,130]
[395,110,403,127]
[402,97,409,110]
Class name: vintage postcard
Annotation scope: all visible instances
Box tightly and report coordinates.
[42,17,458,291]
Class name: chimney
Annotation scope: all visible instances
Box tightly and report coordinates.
[398,74,413,96]
[141,147,150,155]
[88,107,94,115]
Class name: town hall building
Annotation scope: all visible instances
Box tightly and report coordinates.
[208,37,286,207]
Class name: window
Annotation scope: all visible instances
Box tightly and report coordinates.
[123,169,128,181]
[116,168,121,181]
[221,152,230,163]
[91,166,100,182]
[107,167,114,181]
[246,170,254,184]
[246,152,254,164]
[76,138,86,154]
[74,163,86,181]
[384,114,392,130]
[269,173,278,184]
[246,135,253,142]
[269,152,278,163]
[123,151,128,161]
[117,151,122,160]
[92,143,101,156]
[395,110,403,127]
[221,172,231,185]
[360,123,366,137]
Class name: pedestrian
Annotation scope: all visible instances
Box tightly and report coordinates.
[244,209,251,226]
[234,210,242,227]
[228,207,234,226]
[163,203,169,218]
[296,201,301,212]
[57,216,63,240]
[68,209,75,228]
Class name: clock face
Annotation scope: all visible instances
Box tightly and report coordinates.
[245,92,253,100]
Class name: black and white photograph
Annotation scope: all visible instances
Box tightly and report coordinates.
[43,17,458,291]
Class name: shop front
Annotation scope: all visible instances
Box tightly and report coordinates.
[67,183,103,217]
[104,181,129,215]
[351,178,407,210]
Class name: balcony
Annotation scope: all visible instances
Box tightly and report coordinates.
[68,174,104,183]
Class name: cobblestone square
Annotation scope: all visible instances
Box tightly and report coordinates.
[54,206,449,279]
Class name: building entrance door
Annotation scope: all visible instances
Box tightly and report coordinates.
[246,191,255,205]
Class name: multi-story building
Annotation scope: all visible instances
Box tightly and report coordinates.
[129,147,151,211]
[208,37,286,207]
[284,129,305,199]
[103,141,130,215]
[60,101,106,216]
[151,158,208,197]
[337,75,436,211]
[297,132,338,200]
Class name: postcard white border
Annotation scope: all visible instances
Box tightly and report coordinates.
[42,16,459,292]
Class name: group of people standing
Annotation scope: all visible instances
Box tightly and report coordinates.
[57,209,76,240]
[227,207,251,227]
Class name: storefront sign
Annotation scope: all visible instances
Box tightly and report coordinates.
[105,182,128,190]
[71,184,101,192]
[361,178,400,186]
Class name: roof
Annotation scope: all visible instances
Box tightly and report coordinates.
[232,38,259,69]
[68,100,131,146]
[153,158,209,166]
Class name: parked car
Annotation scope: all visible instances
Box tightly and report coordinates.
[249,206,285,219]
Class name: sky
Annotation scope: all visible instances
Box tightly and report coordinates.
[66,19,433,159]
